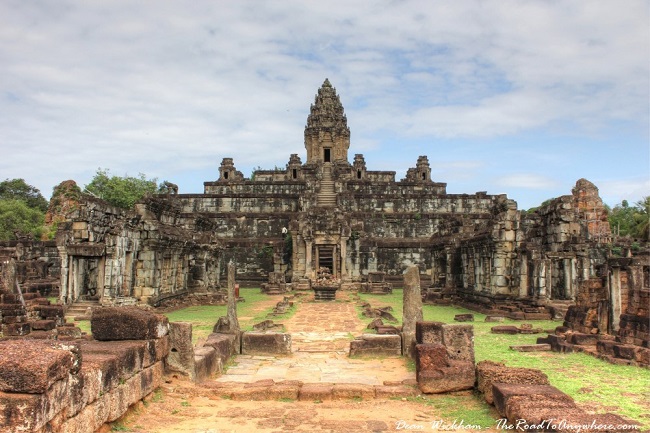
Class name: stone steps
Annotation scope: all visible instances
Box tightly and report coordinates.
[65,300,100,320]
[317,165,336,207]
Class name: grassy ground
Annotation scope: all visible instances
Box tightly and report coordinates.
[163,288,294,343]
[361,289,650,428]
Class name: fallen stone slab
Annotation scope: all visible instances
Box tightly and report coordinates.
[349,334,401,357]
[476,360,549,405]
[454,314,474,322]
[91,307,169,341]
[492,383,573,417]
[491,325,519,334]
[241,331,291,355]
[485,315,505,322]
[0,339,81,394]
[509,344,551,352]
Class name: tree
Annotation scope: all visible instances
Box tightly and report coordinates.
[84,168,161,209]
[0,178,48,212]
[608,197,649,240]
[0,199,45,240]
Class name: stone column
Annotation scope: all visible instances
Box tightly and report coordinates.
[340,238,347,279]
[227,260,240,333]
[610,267,622,332]
[305,240,313,277]
[402,265,423,359]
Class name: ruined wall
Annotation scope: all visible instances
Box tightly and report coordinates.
[0,240,60,296]
[50,181,223,305]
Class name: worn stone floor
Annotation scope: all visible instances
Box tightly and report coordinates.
[212,291,414,387]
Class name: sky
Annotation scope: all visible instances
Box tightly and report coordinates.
[0,1,648,210]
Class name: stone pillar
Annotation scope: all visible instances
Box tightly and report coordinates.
[339,238,347,279]
[610,267,622,332]
[305,240,313,277]
[402,265,423,358]
[227,261,240,333]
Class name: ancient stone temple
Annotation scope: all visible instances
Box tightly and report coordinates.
[0,79,635,320]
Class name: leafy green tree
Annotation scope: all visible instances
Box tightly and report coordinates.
[608,197,649,240]
[0,199,45,240]
[84,168,162,209]
[0,178,48,212]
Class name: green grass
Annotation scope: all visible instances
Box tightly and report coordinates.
[359,291,650,428]
[407,394,497,428]
[163,287,286,342]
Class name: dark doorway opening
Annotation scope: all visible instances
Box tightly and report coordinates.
[318,246,334,273]
[324,148,331,163]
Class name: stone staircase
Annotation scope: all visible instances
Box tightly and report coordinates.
[547,299,575,320]
[65,299,100,321]
[317,164,336,207]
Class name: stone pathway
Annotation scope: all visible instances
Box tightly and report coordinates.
[211,291,415,389]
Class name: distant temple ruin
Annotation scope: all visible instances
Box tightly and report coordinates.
[1,79,646,334]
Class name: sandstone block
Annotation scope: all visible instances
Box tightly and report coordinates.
[91,306,169,341]
[417,360,475,394]
[241,332,291,355]
[194,346,220,383]
[166,322,195,379]
[454,314,474,322]
[491,325,519,334]
[0,377,69,432]
[332,383,376,400]
[416,321,475,362]
[298,383,333,401]
[349,334,401,357]
[0,339,80,394]
[3,322,31,336]
[568,332,598,346]
[31,319,57,331]
[492,383,572,417]
[38,304,64,319]
[415,343,448,376]
[476,360,549,405]
[204,332,237,363]
[509,344,551,352]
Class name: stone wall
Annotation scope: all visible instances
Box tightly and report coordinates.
[0,308,170,433]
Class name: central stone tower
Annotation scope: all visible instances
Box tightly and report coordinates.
[304,78,350,165]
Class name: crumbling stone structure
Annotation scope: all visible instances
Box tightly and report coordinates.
[3,79,635,340]
[538,253,650,366]
[0,307,170,433]
[50,182,223,308]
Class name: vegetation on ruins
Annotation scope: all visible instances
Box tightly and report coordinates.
[83,168,167,209]
[607,197,650,240]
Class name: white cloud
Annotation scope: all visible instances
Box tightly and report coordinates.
[0,0,647,199]
[495,174,562,190]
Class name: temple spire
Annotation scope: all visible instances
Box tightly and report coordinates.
[304,79,350,164]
